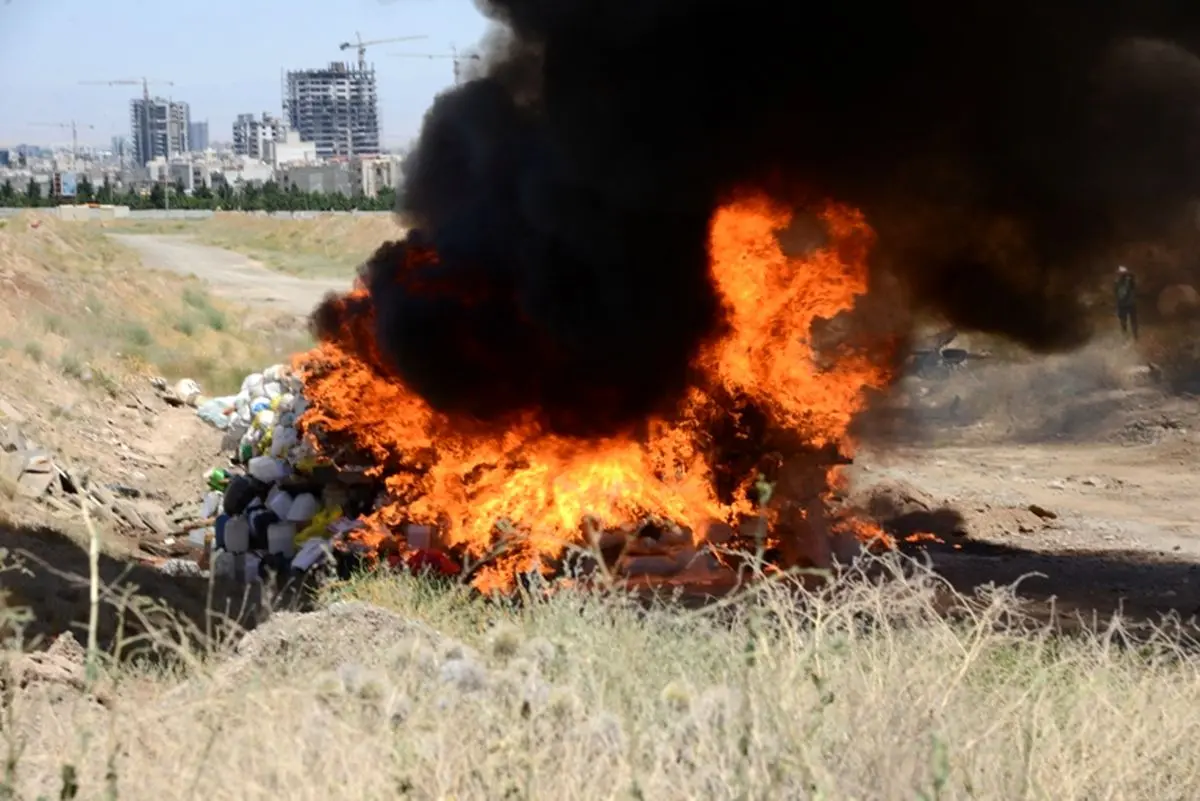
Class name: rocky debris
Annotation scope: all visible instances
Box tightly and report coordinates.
[9,632,86,691]
[1,420,183,546]
[1028,504,1058,520]
[845,478,965,539]
[847,478,1060,541]
[959,503,1057,539]
[2,423,76,501]
[1,444,57,499]
[1118,415,1186,445]
[852,478,939,522]
[150,377,204,409]
[1047,474,1133,492]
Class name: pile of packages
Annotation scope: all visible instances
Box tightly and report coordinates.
[193,363,380,584]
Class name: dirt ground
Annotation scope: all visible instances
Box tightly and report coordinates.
[848,339,1200,626]
[108,234,351,318]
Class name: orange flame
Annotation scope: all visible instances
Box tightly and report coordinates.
[296,192,891,589]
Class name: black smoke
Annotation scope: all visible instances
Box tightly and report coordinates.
[318,0,1200,436]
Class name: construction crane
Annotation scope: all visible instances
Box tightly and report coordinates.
[28,120,95,162]
[339,33,428,71]
[389,45,482,86]
[80,77,175,104]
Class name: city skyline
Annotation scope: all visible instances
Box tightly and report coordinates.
[0,0,489,149]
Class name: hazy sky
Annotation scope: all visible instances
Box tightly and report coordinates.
[0,0,491,149]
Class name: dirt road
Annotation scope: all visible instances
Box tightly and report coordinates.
[111,234,348,316]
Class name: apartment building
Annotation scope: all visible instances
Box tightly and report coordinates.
[130,98,190,166]
[188,120,210,152]
[283,62,380,160]
[231,113,286,160]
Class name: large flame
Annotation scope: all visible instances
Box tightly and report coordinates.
[297,192,891,591]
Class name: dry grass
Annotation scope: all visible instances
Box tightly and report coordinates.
[0,212,312,397]
[101,213,405,278]
[3,556,1198,800]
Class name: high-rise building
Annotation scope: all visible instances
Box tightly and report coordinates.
[188,120,209,152]
[283,62,380,160]
[232,112,286,160]
[110,135,130,167]
[130,97,190,165]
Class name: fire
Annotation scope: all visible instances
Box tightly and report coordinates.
[296,192,891,590]
[701,195,883,445]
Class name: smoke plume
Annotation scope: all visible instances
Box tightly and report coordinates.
[318,0,1200,436]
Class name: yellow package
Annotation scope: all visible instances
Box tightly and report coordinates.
[295,505,342,545]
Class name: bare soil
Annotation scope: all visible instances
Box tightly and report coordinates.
[108,234,351,318]
[848,341,1200,626]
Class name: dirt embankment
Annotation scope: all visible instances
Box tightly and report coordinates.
[0,213,337,650]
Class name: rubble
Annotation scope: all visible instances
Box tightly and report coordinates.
[0,414,194,558]
[9,632,88,692]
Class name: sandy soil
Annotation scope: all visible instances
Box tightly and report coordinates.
[109,234,351,317]
[858,438,1200,556]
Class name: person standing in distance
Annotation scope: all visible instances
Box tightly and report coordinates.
[1115,265,1138,340]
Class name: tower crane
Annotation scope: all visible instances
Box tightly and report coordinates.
[28,120,95,162]
[338,33,428,71]
[389,45,482,85]
[80,77,175,104]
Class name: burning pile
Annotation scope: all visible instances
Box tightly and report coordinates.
[293,193,892,593]
[191,3,1200,595]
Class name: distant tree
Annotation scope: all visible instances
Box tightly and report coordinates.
[76,176,95,203]
[33,180,412,213]
[260,180,285,211]
[0,179,14,205]
[222,184,238,209]
[375,186,396,211]
[241,183,262,211]
[24,178,42,207]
